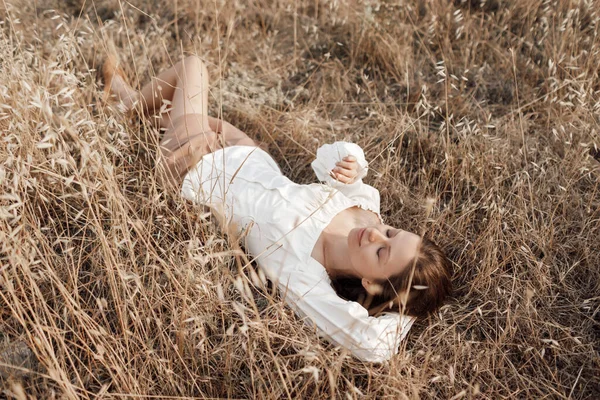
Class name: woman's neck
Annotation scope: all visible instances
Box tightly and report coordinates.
[321,232,354,276]
[314,206,379,277]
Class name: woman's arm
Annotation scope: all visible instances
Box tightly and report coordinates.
[276,265,415,362]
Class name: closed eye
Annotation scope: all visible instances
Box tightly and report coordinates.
[378,230,392,260]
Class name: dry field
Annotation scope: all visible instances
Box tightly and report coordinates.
[0,0,599,398]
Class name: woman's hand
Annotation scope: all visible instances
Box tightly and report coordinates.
[330,156,359,184]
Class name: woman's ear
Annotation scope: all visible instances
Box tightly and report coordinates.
[361,278,383,296]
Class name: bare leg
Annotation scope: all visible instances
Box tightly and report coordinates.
[156,56,216,183]
[102,54,139,112]
[104,55,256,144]
[104,56,203,130]
[104,55,258,185]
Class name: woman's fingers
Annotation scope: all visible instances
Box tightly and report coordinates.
[329,156,359,184]
[335,160,356,170]
[334,159,358,176]
[333,172,353,184]
[333,167,355,179]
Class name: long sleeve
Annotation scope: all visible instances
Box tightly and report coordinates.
[276,264,415,363]
[311,142,380,215]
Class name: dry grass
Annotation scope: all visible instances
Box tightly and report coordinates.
[0,0,599,398]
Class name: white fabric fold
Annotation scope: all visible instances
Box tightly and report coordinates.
[311,141,369,185]
[311,141,381,220]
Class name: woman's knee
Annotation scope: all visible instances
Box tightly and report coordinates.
[181,55,207,77]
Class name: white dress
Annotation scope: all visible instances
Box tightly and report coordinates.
[181,142,415,362]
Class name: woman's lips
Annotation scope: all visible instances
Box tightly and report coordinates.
[358,228,366,246]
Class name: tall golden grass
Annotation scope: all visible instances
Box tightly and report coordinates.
[0,0,598,398]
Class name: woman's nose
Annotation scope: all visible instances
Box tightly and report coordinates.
[368,228,385,243]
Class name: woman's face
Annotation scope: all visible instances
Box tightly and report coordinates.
[347,224,421,282]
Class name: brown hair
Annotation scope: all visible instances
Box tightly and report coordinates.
[330,237,452,317]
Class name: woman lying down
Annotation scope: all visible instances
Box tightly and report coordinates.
[103,53,453,362]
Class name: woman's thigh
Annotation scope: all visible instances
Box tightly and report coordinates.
[160,114,259,184]
[168,56,211,132]
[208,117,257,147]
[160,114,219,183]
